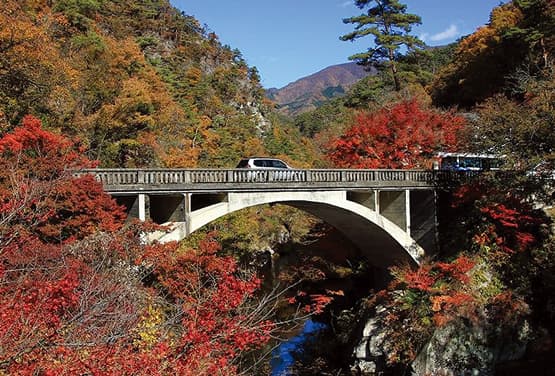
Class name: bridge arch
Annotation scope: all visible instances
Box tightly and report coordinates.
[151,191,425,267]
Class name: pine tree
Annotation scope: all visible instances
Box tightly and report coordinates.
[506,0,555,68]
[341,0,424,91]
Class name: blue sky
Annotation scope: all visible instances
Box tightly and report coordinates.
[169,0,505,89]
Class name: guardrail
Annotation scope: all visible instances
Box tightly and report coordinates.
[75,168,481,193]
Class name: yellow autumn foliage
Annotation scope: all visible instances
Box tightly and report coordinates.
[132,304,165,350]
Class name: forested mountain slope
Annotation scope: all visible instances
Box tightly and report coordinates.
[266,62,375,116]
[0,0,315,168]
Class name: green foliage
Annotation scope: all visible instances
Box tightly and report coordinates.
[53,0,103,30]
[507,0,555,68]
[136,35,159,50]
[321,85,345,99]
[102,138,156,167]
[294,99,350,138]
[343,72,391,108]
[263,118,322,167]
[70,31,106,60]
[398,44,457,87]
[341,0,424,91]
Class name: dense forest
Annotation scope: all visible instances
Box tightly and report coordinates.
[0,0,554,375]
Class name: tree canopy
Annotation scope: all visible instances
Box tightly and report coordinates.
[341,0,424,91]
[327,100,464,169]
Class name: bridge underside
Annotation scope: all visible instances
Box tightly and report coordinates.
[114,189,437,267]
[287,201,420,267]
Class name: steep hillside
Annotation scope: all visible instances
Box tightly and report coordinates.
[0,0,317,168]
[267,62,375,116]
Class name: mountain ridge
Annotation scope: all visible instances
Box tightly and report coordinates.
[266,62,375,116]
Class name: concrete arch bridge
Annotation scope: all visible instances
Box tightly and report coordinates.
[81,168,461,267]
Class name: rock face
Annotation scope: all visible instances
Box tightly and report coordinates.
[412,320,494,376]
[350,307,389,375]
[412,318,530,376]
[350,310,531,376]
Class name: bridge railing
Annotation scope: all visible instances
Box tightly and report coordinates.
[77,168,485,192]
[75,168,498,193]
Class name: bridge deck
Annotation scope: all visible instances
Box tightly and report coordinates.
[78,168,473,194]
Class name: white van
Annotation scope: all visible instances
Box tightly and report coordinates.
[236,157,292,169]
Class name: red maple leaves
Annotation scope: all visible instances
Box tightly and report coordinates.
[0,117,274,375]
[328,100,464,169]
[142,233,275,374]
[0,115,125,245]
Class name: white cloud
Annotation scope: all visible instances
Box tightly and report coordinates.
[340,1,352,7]
[429,24,460,42]
[419,32,430,42]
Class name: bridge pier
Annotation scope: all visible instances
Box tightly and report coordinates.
[347,189,437,255]
[138,194,148,221]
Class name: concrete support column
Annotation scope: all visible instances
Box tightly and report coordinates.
[138,194,147,221]
[184,193,192,236]
[410,190,438,255]
[405,190,411,237]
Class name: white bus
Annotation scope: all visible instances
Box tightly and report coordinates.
[434,152,504,171]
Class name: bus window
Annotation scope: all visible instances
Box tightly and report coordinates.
[459,157,482,170]
[436,153,504,171]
